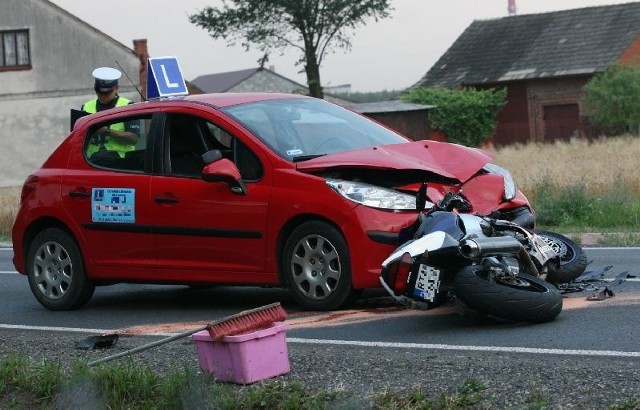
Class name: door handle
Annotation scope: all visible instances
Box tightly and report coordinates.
[154,196,179,204]
[69,190,91,198]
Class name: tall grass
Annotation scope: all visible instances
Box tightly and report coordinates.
[0,187,20,241]
[490,136,640,231]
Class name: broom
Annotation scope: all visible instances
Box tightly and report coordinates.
[88,302,287,366]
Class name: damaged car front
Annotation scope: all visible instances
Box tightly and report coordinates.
[222,95,534,309]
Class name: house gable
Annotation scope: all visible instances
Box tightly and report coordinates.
[191,67,307,94]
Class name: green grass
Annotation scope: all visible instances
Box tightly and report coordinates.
[528,180,640,234]
[0,353,495,409]
[7,355,637,409]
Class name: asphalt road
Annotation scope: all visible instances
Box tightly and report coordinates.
[2,246,640,408]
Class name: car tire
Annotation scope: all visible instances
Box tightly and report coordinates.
[26,228,95,311]
[282,221,354,311]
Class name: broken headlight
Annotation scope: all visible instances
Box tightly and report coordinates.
[326,178,416,210]
[483,163,517,201]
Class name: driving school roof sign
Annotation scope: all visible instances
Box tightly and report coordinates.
[146,56,188,99]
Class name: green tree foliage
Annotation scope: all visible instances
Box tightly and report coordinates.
[582,64,640,136]
[403,87,506,147]
[189,0,393,99]
[331,89,404,103]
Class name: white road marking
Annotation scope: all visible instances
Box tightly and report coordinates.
[1,323,640,358]
[287,338,640,358]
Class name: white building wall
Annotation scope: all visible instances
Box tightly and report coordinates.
[0,0,140,187]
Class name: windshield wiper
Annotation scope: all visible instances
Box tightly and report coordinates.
[292,154,326,162]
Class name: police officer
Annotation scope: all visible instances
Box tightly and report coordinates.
[83,67,138,158]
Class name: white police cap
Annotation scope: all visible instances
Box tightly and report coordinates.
[92,67,122,93]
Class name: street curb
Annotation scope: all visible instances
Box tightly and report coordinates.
[564,232,640,246]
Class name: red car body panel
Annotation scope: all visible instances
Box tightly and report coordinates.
[297,140,493,183]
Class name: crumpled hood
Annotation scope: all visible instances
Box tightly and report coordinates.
[296,140,493,182]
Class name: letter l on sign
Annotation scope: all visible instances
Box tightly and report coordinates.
[146,56,188,98]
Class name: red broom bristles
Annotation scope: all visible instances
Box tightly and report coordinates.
[207,302,287,341]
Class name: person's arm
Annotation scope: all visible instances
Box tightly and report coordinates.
[97,126,138,145]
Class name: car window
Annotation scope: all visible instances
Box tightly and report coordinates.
[85,114,151,172]
[223,98,408,161]
[164,114,263,181]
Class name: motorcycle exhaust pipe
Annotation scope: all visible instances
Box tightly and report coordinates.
[460,237,541,277]
[459,236,522,259]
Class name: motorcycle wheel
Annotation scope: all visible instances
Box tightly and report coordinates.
[535,231,588,284]
[454,266,562,323]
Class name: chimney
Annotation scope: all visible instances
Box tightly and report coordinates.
[508,0,517,15]
[133,39,148,99]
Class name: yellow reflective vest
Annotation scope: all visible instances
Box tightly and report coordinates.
[84,97,133,158]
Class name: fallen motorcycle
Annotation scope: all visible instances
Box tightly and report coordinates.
[380,189,570,323]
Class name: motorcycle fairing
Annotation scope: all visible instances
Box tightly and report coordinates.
[381,231,459,266]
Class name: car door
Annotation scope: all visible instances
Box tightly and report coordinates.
[61,113,159,278]
[149,112,272,283]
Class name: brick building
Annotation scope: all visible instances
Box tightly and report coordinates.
[413,2,640,146]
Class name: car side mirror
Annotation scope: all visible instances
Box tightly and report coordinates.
[202,158,247,195]
[201,149,223,165]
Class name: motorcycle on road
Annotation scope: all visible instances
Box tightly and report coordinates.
[380,188,586,323]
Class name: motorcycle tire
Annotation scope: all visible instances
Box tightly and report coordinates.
[535,231,588,284]
[454,266,562,323]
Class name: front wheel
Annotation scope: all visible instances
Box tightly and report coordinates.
[454,266,562,323]
[282,221,354,311]
[536,231,588,284]
[26,228,95,310]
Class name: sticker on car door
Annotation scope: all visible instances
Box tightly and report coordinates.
[92,188,135,223]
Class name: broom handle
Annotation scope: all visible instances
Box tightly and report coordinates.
[88,302,281,367]
[88,325,209,366]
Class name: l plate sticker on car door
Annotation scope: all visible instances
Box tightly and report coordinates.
[91,188,135,223]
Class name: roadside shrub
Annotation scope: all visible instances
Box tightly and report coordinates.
[582,63,640,136]
[403,87,506,147]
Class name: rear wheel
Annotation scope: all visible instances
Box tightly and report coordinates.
[454,265,562,323]
[536,231,587,284]
[26,228,95,310]
[282,221,354,311]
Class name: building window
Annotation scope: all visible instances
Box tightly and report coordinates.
[0,30,31,70]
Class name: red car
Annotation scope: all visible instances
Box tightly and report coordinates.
[12,93,533,311]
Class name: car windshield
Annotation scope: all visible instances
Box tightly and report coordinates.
[222,98,409,161]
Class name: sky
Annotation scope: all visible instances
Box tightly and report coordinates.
[49,0,635,92]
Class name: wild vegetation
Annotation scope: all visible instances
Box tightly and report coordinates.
[0,354,498,409]
[490,136,640,231]
[404,87,507,147]
[582,64,640,135]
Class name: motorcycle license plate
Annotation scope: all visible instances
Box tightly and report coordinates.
[412,264,441,302]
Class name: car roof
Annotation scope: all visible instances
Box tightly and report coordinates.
[71,92,310,131]
[181,92,309,108]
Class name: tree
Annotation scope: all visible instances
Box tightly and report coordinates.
[403,87,506,148]
[188,0,392,99]
[582,64,640,136]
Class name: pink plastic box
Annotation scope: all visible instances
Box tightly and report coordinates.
[192,321,290,384]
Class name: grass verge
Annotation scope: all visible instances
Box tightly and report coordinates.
[0,353,494,409]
